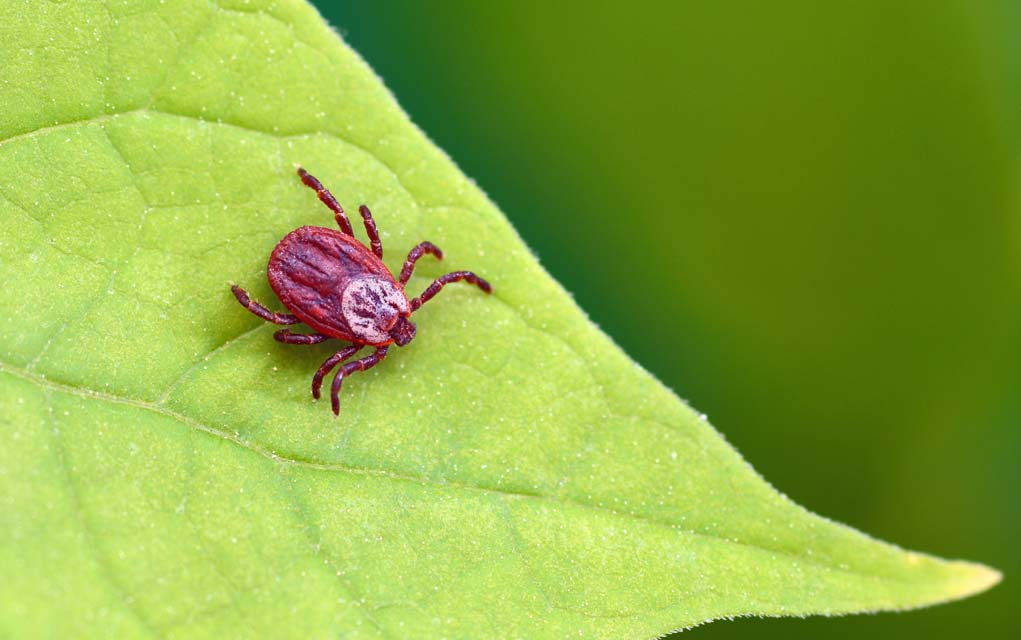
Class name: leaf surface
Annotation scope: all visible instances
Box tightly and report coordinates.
[0,1,998,638]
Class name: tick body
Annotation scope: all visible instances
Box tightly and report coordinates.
[232,167,492,416]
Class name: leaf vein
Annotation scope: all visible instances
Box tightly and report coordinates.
[0,359,916,586]
[43,388,166,639]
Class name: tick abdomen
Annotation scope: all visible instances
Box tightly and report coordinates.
[268,225,389,339]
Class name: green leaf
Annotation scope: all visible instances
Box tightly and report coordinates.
[0,1,999,638]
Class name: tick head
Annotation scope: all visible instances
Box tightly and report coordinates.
[390,316,417,347]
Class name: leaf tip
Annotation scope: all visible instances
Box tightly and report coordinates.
[943,560,1002,601]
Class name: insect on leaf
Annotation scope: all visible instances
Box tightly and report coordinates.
[0,1,999,638]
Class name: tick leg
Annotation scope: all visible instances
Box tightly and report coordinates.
[231,285,300,325]
[399,241,443,285]
[312,345,361,400]
[297,167,355,237]
[330,345,390,416]
[358,204,383,259]
[409,271,492,311]
[273,329,331,345]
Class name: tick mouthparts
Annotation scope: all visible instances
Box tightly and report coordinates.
[391,317,417,347]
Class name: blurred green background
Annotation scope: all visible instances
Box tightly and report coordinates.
[317,1,1019,638]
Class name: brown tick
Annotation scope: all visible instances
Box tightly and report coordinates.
[231,167,492,416]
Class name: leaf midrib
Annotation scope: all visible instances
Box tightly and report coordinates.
[0,358,934,587]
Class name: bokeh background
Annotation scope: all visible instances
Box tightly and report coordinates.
[317,2,1019,638]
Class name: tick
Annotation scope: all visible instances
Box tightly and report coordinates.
[231,167,492,416]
